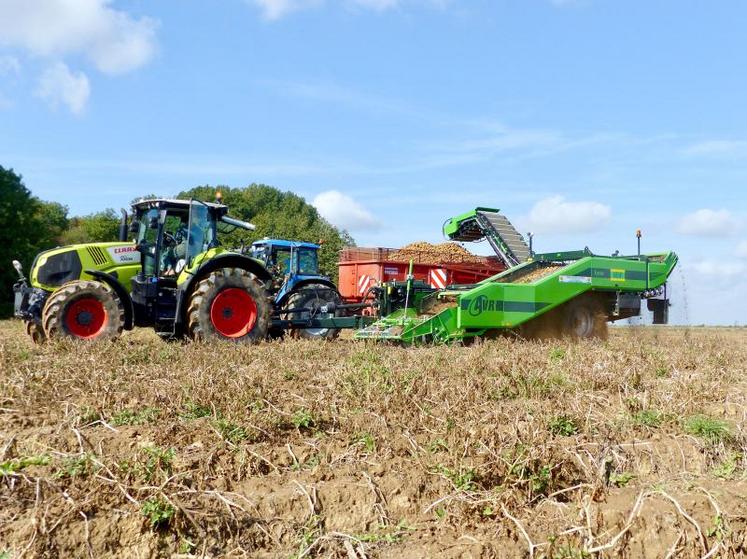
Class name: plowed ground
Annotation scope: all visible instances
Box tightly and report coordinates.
[1,323,746,558]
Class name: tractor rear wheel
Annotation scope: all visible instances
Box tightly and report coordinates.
[25,321,46,344]
[187,268,270,343]
[282,285,342,340]
[42,280,124,341]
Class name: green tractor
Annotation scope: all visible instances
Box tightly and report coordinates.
[12,198,275,343]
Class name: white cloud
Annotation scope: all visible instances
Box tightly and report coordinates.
[676,209,739,237]
[313,190,381,231]
[691,260,746,279]
[352,0,399,10]
[683,140,747,158]
[525,195,611,234]
[249,0,321,20]
[248,0,446,19]
[737,240,747,258]
[35,62,90,115]
[0,0,158,75]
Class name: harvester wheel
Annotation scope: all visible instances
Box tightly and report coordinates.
[562,294,608,340]
[25,321,46,344]
[282,285,342,340]
[187,268,270,343]
[42,280,124,341]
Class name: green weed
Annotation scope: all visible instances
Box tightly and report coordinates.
[438,465,477,491]
[609,472,636,487]
[55,453,96,479]
[684,415,732,444]
[713,453,742,479]
[180,401,212,420]
[215,418,250,444]
[292,409,315,431]
[0,455,50,475]
[633,409,662,428]
[549,415,579,436]
[350,432,376,453]
[141,497,175,529]
[111,407,160,426]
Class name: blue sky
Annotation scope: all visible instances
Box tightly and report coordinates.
[1,0,746,324]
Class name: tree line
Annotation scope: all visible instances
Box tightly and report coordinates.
[0,166,355,317]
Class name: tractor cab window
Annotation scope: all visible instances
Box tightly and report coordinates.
[272,248,294,275]
[137,208,160,277]
[185,201,215,268]
[297,248,319,275]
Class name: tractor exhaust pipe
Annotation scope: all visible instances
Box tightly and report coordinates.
[118,209,129,242]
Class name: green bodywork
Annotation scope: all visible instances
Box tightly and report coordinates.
[31,242,141,292]
[356,209,678,343]
[29,242,256,293]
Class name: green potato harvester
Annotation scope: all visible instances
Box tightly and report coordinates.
[356,207,678,343]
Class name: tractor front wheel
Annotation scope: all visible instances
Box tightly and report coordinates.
[42,280,124,341]
[187,268,270,343]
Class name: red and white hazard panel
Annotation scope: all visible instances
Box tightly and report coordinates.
[428,269,448,289]
[358,274,377,294]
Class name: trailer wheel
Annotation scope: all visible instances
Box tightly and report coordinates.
[187,268,270,343]
[283,285,342,340]
[42,280,124,341]
[562,294,608,340]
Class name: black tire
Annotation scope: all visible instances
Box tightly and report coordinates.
[25,321,46,344]
[518,293,608,341]
[42,280,124,341]
[561,294,608,340]
[187,268,271,343]
[282,285,342,340]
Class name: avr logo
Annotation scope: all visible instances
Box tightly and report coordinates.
[464,295,502,316]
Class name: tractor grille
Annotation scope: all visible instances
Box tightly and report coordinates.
[87,246,109,266]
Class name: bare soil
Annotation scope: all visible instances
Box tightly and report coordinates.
[1,322,746,558]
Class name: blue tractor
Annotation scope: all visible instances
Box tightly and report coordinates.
[248,239,342,339]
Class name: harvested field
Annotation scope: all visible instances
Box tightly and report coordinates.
[1,321,747,558]
[389,242,486,265]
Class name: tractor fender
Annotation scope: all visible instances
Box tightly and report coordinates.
[84,270,135,330]
[277,278,339,307]
[176,253,273,326]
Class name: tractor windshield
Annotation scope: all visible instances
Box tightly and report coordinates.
[297,248,319,275]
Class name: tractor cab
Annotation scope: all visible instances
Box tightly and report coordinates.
[128,198,257,334]
[249,239,322,298]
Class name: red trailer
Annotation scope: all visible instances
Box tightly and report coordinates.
[338,247,506,305]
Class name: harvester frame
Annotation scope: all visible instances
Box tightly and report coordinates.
[356,208,677,343]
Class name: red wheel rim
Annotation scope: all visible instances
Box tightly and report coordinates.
[64,297,108,339]
[210,288,257,338]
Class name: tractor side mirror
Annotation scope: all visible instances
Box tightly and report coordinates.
[149,217,159,229]
[129,220,140,234]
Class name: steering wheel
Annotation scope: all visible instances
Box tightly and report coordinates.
[163,232,177,247]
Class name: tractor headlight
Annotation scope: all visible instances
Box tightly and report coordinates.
[12,260,23,278]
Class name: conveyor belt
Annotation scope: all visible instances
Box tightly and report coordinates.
[475,210,530,266]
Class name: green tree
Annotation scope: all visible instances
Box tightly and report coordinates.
[60,209,120,245]
[0,167,70,316]
[178,185,355,279]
